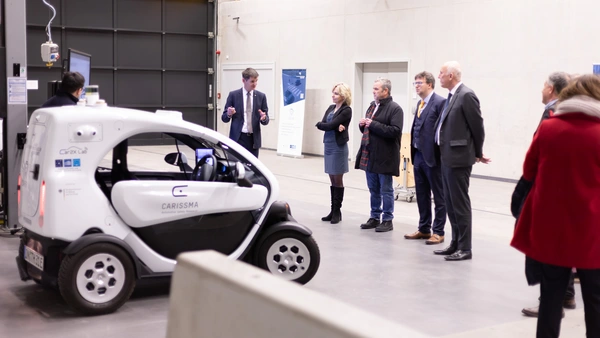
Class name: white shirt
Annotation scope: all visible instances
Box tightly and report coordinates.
[545,98,558,110]
[242,88,254,133]
[419,91,434,113]
[436,82,463,145]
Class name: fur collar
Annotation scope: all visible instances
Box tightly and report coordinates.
[555,95,600,119]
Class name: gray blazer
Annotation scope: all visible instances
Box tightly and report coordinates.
[435,84,485,168]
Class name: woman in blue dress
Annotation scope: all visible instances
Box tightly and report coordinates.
[315,83,352,224]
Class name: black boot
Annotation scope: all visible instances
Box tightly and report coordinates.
[321,186,334,221]
[330,187,344,224]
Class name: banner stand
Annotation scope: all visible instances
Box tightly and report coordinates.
[276,69,307,159]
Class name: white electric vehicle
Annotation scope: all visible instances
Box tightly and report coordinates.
[15,106,320,315]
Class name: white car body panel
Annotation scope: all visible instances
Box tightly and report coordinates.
[18,106,280,267]
[111,181,268,228]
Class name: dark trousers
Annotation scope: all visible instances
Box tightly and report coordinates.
[538,263,600,338]
[536,273,575,300]
[413,151,446,235]
[441,164,472,251]
[565,273,576,299]
[237,133,259,158]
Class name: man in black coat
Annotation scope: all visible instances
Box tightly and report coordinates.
[433,61,489,261]
[355,78,403,233]
[41,72,85,108]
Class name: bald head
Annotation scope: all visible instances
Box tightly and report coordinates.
[439,61,462,89]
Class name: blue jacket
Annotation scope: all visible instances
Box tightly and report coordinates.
[221,88,269,149]
[410,92,446,167]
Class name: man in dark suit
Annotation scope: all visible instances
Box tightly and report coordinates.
[41,72,85,108]
[404,71,447,245]
[433,61,489,261]
[221,68,269,157]
[537,72,571,131]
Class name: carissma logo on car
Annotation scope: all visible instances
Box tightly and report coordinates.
[161,201,199,210]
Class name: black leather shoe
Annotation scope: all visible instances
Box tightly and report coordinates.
[375,220,393,232]
[360,218,380,229]
[444,250,473,261]
[433,245,457,255]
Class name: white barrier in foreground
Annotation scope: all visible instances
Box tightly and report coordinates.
[167,251,429,338]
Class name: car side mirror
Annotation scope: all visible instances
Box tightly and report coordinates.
[235,162,253,188]
[164,152,188,166]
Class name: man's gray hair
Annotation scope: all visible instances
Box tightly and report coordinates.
[444,61,462,81]
[375,78,392,94]
[546,72,570,95]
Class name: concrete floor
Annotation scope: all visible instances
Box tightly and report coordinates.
[0,148,587,337]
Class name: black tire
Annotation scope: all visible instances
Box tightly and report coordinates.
[257,231,320,285]
[58,243,136,315]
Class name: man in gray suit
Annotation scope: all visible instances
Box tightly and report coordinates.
[433,61,490,261]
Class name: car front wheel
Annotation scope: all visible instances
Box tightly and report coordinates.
[58,243,136,315]
[257,231,320,285]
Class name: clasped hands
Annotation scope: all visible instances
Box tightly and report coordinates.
[359,118,373,128]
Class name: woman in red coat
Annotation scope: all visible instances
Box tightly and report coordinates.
[511,74,600,338]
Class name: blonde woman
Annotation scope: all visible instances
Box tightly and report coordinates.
[315,83,352,224]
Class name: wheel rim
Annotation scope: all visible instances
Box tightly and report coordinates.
[76,253,126,304]
[265,238,311,281]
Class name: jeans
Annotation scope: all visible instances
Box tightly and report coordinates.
[365,171,394,221]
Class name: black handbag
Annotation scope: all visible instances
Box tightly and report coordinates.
[511,176,541,285]
[511,176,533,219]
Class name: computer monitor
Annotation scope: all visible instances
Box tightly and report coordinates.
[67,49,91,99]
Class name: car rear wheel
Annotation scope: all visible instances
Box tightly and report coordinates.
[257,231,320,285]
[58,243,136,315]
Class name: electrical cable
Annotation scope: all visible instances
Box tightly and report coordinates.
[42,0,57,42]
[0,226,23,237]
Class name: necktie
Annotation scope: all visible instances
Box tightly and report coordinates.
[246,92,253,133]
[417,100,425,118]
[440,93,453,122]
[435,93,453,144]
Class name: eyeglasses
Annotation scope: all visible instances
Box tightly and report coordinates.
[413,81,424,86]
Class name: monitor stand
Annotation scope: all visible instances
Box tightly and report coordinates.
[47,80,61,99]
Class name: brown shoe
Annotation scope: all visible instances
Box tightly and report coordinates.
[522,306,565,318]
[563,298,576,309]
[404,231,431,239]
[425,234,445,245]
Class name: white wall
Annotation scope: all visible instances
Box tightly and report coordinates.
[217,0,599,180]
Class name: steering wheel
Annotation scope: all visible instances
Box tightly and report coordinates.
[192,154,217,182]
